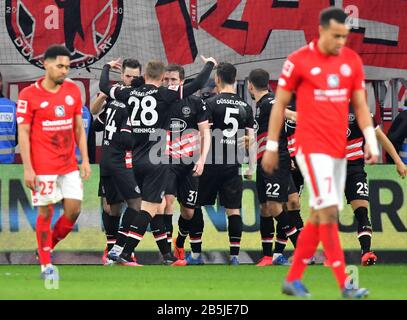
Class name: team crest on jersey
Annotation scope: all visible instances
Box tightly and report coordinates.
[65,95,74,106]
[5,0,123,69]
[327,74,340,88]
[182,106,191,116]
[340,64,352,77]
[55,105,65,117]
[348,113,356,122]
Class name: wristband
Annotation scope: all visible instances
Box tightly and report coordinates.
[363,126,379,157]
[266,140,279,152]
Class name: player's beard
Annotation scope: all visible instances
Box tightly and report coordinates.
[54,77,66,85]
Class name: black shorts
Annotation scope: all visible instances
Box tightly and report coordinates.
[165,164,199,209]
[345,164,369,203]
[98,168,140,205]
[133,162,169,203]
[197,165,242,209]
[289,158,304,196]
[256,157,290,204]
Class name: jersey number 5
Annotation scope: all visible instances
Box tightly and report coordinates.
[223,108,239,138]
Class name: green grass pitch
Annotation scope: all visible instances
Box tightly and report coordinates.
[0,265,406,300]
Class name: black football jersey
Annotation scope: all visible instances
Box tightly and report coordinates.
[205,92,254,165]
[255,92,289,161]
[98,99,133,175]
[347,109,378,166]
[168,95,208,160]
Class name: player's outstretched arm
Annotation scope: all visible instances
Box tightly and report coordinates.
[261,88,292,174]
[182,56,217,98]
[90,92,107,115]
[352,90,379,164]
[18,123,36,191]
[93,108,107,132]
[375,127,407,178]
[74,115,91,180]
[99,59,123,99]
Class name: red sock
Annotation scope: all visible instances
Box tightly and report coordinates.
[319,223,347,289]
[52,215,76,249]
[36,212,53,265]
[286,221,319,282]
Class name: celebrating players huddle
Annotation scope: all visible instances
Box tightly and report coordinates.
[17,7,406,298]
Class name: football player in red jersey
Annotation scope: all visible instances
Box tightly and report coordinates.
[17,45,91,279]
[262,7,378,299]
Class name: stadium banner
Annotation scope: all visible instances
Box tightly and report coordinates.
[0,0,407,85]
[0,164,406,252]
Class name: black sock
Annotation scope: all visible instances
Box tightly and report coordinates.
[164,214,173,249]
[190,207,204,254]
[274,225,288,255]
[260,216,275,257]
[289,209,304,231]
[115,208,137,248]
[176,216,190,248]
[102,210,120,251]
[354,207,372,254]
[228,215,242,256]
[151,215,171,256]
[275,210,298,247]
[121,210,152,259]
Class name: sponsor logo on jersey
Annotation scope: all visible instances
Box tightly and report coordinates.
[282,60,294,77]
[170,118,187,133]
[17,100,27,113]
[5,0,123,69]
[327,74,340,88]
[40,101,49,109]
[55,106,65,117]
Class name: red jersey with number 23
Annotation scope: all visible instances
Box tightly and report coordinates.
[16,78,83,175]
[278,39,366,158]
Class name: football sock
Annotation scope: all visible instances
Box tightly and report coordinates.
[151,214,171,255]
[176,216,190,248]
[116,208,138,249]
[354,207,372,255]
[36,209,54,265]
[164,214,173,249]
[190,207,204,254]
[102,210,120,251]
[260,216,274,257]
[228,215,242,256]
[275,210,298,247]
[52,214,76,249]
[286,222,319,282]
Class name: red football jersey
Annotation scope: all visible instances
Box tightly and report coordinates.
[16,78,83,175]
[278,39,366,158]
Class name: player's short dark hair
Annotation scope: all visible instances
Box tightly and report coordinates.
[44,45,71,60]
[165,64,185,80]
[216,62,236,85]
[145,60,165,80]
[320,7,348,28]
[122,58,142,72]
[248,69,269,91]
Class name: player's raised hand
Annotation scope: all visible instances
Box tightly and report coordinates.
[261,150,279,174]
[107,58,122,71]
[396,162,407,179]
[200,55,218,67]
[24,167,37,191]
[81,160,91,180]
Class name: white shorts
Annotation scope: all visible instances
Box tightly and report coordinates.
[295,150,346,211]
[31,170,83,206]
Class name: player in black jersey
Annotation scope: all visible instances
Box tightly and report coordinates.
[248,69,299,266]
[99,56,216,266]
[192,62,256,266]
[161,64,211,260]
[91,58,142,264]
[345,105,406,266]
